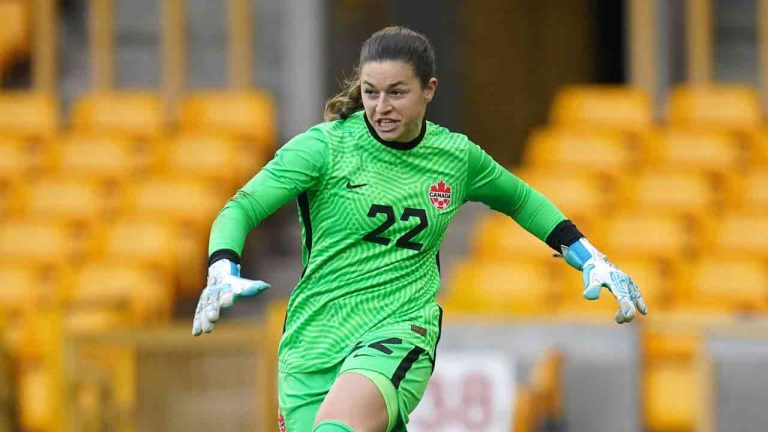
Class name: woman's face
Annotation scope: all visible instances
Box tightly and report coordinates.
[361,60,437,142]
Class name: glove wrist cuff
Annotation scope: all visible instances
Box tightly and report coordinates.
[562,238,602,271]
[208,259,240,285]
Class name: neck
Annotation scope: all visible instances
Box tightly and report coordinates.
[363,114,427,151]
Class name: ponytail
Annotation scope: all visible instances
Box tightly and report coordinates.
[324,72,363,121]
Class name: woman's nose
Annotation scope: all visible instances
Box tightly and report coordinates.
[376,95,391,113]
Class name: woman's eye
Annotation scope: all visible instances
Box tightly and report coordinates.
[364,89,377,95]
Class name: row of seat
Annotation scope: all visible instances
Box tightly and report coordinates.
[2,168,764,226]
[1,85,765,141]
[473,208,768,260]
[0,133,266,184]
[0,177,233,225]
[0,91,275,143]
[524,127,768,175]
[443,253,768,316]
[551,85,762,132]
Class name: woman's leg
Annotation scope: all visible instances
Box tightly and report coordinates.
[313,371,390,432]
[279,365,339,431]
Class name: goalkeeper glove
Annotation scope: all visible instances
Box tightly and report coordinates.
[561,238,647,324]
[192,259,270,336]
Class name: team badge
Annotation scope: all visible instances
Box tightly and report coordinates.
[278,411,287,432]
[428,179,452,211]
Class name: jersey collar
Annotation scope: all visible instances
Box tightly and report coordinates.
[363,113,426,151]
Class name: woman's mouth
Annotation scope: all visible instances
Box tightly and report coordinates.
[376,119,399,133]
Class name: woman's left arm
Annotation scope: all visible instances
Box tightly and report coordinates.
[464,142,647,323]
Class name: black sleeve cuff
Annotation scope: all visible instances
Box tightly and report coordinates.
[208,249,241,267]
[545,220,584,252]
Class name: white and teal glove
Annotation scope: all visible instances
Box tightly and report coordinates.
[560,238,648,324]
[192,259,270,336]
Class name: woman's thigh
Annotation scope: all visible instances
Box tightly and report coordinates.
[278,364,339,431]
[316,334,433,431]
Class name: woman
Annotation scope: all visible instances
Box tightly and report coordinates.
[192,26,646,432]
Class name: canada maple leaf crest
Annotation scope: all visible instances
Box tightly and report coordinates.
[428,179,452,210]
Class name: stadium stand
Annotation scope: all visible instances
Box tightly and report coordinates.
[618,169,719,219]
[0,92,58,138]
[667,85,761,132]
[549,85,653,133]
[158,133,242,186]
[641,128,743,176]
[523,128,634,179]
[674,257,768,313]
[443,258,558,316]
[70,91,165,139]
[53,133,150,181]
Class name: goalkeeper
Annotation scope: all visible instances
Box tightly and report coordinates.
[193,26,647,432]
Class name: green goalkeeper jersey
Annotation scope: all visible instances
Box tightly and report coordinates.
[209,111,566,373]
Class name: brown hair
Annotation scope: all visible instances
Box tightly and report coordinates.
[324,26,437,121]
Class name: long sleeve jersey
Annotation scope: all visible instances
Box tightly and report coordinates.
[209,111,567,373]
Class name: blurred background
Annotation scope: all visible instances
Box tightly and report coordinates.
[1,0,768,430]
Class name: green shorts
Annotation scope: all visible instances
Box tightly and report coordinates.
[277,331,434,431]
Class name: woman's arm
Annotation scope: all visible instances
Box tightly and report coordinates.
[208,125,329,262]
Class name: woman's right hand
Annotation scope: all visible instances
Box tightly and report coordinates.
[192,259,270,336]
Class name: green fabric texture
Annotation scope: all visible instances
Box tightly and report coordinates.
[313,421,355,432]
[278,326,435,431]
[464,142,566,240]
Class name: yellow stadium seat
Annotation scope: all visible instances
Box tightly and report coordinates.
[178,91,276,146]
[0,220,78,264]
[642,129,742,174]
[596,213,692,263]
[518,169,612,221]
[0,137,34,180]
[443,258,557,316]
[470,212,556,260]
[549,85,652,133]
[70,91,165,138]
[93,218,178,272]
[0,180,22,219]
[621,170,716,218]
[727,169,768,211]
[642,324,702,362]
[643,361,698,431]
[0,266,39,312]
[676,257,768,313]
[66,263,172,325]
[667,85,760,131]
[127,177,230,227]
[523,128,633,178]
[704,212,768,257]
[17,178,118,223]
[159,134,241,184]
[0,92,58,138]
[54,134,148,180]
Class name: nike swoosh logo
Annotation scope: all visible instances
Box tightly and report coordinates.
[353,353,374,358]
[346,181,368,189]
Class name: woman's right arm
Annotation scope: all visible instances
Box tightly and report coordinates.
[208,125,329,263]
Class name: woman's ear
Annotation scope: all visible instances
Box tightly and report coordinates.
[425,77,438,103]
